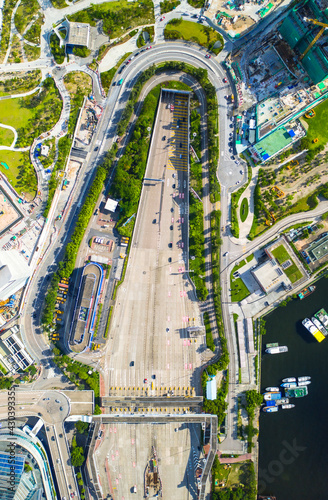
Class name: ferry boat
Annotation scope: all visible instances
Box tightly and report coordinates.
[282,377,296,383]
[265,346,288,354]
[314,308,328,329]
[264,391,282,401]
[263,406,279,412]
[298,380,311,386]
[285,386,308,398]
[281,404,295,409]
[266,387,279,392]
[298,376,311,382]
[312,317,328,337]
[266,342,279,348]
[281,382,297,388]
[298,285,316,300]
[276,398,289,405]
[302,318,325,343]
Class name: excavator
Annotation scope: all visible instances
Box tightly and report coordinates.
[301,17,328,59]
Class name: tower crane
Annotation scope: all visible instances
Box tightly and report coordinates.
[301,17,328,59]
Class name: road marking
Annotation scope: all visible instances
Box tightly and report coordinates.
[189,363,192,369]
[168,291,171,297]
[183,340,186,346]
[185,363,188,369]
[167,364,170,369]
[114,427,117,433]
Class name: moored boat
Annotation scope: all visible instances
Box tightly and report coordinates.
[282,377,296,383]
[265,346,288,354]
[298,285,316,300]
[266,387,279,392]
[266,342,279,348]
[285,386,308,398]
[314,308,328,328]
[263,406,279,412]
[264,391,282,401]
[281,404,295,409]
[312,317,328,337]
[302,318,325,343]
[298,380,311,386]
[298,376,311,382]
[276,398,289,405]
[281,382,297,388]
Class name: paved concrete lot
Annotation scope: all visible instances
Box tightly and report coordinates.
[95,422,201,499]
[106,91,203,394]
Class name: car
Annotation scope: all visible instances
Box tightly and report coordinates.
[240,170,243,174]
[172,184,175,189]
[192,14,198,18]
[172,173,175,178]
[153,218,157,224]
[235,160,239,164]
[180,142,182,148]
[144,378,148,383]
[163,135,166,141]
[152,374,156,379]
[94,146,99,151]
[231,156,235,160]
[166,328,170,332]
[33,312,37,319]
[168,242,172,248]
[38,412,42,416]
[168,257,172,263]
[170,225,173,230]
[60,407,63,411]
[224,252,228,256]
[229,148,233,153]
[59,434,63,438]
[43,398,50,401]
[223,77,227,83]
[135,52,139,56]
[51,436,55,441]
[57,459,61,464]
[55,399,60,403]
[205,53,211,58]
[171,207,174,212]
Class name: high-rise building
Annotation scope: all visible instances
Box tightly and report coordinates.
[0,451,25,500]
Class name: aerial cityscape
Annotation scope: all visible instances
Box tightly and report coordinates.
[0,0,328,498]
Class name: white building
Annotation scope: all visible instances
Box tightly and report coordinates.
[0,250,31,301]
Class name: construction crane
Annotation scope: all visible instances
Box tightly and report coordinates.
[301,17,328,59]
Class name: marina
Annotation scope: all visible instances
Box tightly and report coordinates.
[259,277,328,499]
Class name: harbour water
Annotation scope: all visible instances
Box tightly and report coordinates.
[259,277,328,500]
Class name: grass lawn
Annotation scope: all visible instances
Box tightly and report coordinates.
[230,277,250,302]
[0,78,62,148]
[165,20,223,53]
[0,150,36,198]
[0,127,14,147]
[68,0,154,38]
[240,197,248,223]
[272,244,303,283]
[303,98,328,149]
[64,71,92,95]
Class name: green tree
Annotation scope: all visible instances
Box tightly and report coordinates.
[71,446,85,467]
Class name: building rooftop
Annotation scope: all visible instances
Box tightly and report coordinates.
[252,259,291,293]
[206,377,217,401]
[307,233,328,261]
[66,21,90,48]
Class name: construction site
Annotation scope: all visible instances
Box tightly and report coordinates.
[229,0,328,162]
[205,0,286,38]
